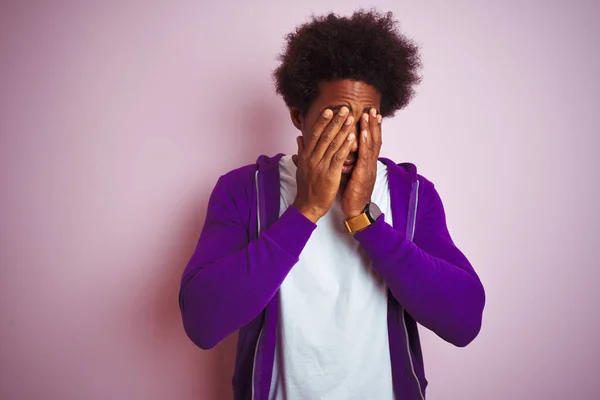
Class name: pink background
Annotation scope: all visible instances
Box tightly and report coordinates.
[1,1,599,399]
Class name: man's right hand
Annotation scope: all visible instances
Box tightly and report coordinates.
[292,106,355,223]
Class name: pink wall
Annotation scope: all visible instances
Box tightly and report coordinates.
[1,1,599,399]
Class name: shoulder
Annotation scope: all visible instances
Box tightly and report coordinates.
[380,157,436,191]
[211,163,258,209]
[219,153,285,187]
[212,153,285,202]
[220,163,258,186]
[380,158,440,217]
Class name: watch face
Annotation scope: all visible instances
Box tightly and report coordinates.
[368,202,382,221]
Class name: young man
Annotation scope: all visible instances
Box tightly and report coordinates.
[179,9,485,400]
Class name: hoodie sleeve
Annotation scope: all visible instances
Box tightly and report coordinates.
[179,173,316,350]
[354,178,485,347]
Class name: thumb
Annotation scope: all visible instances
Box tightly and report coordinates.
[296,135,304,153]
[293,136,303,167]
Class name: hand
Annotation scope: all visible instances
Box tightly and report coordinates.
[293,107,356,223]
[341,108,383,218]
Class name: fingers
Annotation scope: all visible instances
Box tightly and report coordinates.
[302,106,380,173]
[312,106,350,161]
[323,114,354,162]
[369,107,382,151]
[359,112,370,162]
[329,132,356,171]
[357,108,382,162]
[292,136,302,168]
[304,109,334,153]
[296,135,304,153]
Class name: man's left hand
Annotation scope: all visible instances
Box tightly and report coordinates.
[341,108,383,218]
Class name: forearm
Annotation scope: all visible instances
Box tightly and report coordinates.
[355,217,485,347]
[179,206,315,349]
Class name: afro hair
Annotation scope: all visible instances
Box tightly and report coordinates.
[273,9,422,117]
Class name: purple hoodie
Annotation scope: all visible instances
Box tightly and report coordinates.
[179,154,485,400]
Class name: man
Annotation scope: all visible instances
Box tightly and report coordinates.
[179,9,485,400]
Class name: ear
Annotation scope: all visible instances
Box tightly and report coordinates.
[289,107,303,131]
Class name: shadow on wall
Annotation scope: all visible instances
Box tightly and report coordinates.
[150,82,290,399]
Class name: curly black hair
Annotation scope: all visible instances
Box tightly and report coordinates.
[273,9,422,118]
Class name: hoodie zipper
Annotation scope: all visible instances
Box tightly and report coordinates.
[402,309,424,400]
[251,169,263,400]
[403,178,424,400]
[252,163,422,399]
[408,179,419,241]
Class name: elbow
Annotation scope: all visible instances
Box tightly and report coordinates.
[179,289,221,350]
[441,310,483,347]
[190,334,219,351]
[182,314,220,350]
[449,318,483,348]
[447,286,486,348]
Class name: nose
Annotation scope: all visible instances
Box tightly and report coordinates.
[350,133,359,153]
[351,117,361,152]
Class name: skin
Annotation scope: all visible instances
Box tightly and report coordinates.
[290,79,383,223]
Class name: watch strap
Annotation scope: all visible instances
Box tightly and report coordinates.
[344,203,375,233]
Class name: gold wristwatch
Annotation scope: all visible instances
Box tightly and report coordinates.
[344,202,382,233]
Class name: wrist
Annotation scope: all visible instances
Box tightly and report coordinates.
[343,201,370,219]
[344,208,367,219]
[343,202,382,234]
[292,202,322,224]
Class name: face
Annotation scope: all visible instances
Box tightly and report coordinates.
[290,79,382,177]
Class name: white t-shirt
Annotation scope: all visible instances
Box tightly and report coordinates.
[269,155,395,400]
